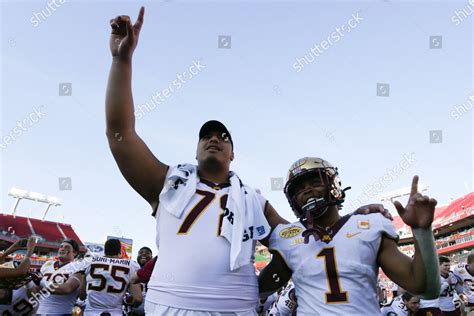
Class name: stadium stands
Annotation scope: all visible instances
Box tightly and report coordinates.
[0,214,83,245]
[0,214,34,238]
[394,192,474,253]
[0,214,86,268]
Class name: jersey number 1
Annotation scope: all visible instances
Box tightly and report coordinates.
[317,247,348,304]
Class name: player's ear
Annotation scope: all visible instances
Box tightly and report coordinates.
[195,142,201,161]
[230,151,234,162]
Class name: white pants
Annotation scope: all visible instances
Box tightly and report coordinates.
[144,301,257,316]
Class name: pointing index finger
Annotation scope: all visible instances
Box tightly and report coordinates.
[411,175,419,196]
[134,6,145,30]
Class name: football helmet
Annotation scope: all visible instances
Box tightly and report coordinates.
[284,157,349,224]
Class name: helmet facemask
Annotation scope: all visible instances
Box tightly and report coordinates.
[284,160,349,243]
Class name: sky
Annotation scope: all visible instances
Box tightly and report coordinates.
[1,0,473,257]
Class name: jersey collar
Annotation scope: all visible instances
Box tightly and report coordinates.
[199,178,231,190]
[303,214,352,244]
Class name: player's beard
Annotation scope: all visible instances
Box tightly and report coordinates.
[201,155,227,173]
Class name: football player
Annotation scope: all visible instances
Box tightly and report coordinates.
[79,238,142,315]
[437,256,463,316]
[32,239,83,315]
[105,7,293,314]
[0,282,39,315]
[267,283,297,316]
[136,247,153,268]
[381,292,420,316]
[106,7,396,314]
[128,246,152,314]
[453,253,474,313]
[259,157,440,315]
[124,246,152,315]
[0,237,37,315]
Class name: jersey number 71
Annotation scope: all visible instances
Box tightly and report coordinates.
[177,190,228,235]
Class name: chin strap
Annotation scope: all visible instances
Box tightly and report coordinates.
[301,213,335,244]
[302,210,319,244]
[299,196,333,244]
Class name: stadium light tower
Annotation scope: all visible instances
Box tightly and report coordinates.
[377,183,429,202]
[8,187,62,220]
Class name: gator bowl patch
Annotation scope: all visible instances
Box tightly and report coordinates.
[279,226,303,238]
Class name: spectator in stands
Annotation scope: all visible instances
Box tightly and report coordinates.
[0,236,37,280]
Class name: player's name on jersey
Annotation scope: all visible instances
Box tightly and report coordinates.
[92,257,131,265]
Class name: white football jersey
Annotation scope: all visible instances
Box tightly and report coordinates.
[391,283,398,292]
[380,295,408,316]
[439,272,458,311]
[419,298,439,309]
[0,283,38,315]
[453,263,474,303]
[269,213,398,316]
[83,256,139,314]
[36,260,80,314]
[256,292,277,315]
[271,283,297,316]
[148,176,268,311]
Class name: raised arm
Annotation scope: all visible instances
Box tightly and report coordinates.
[378,176,440,299]
[0,239,23,264]
[106,7,169,211]
[0,237,36,279]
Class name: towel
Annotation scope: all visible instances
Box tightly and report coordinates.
[159,164,270,270]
